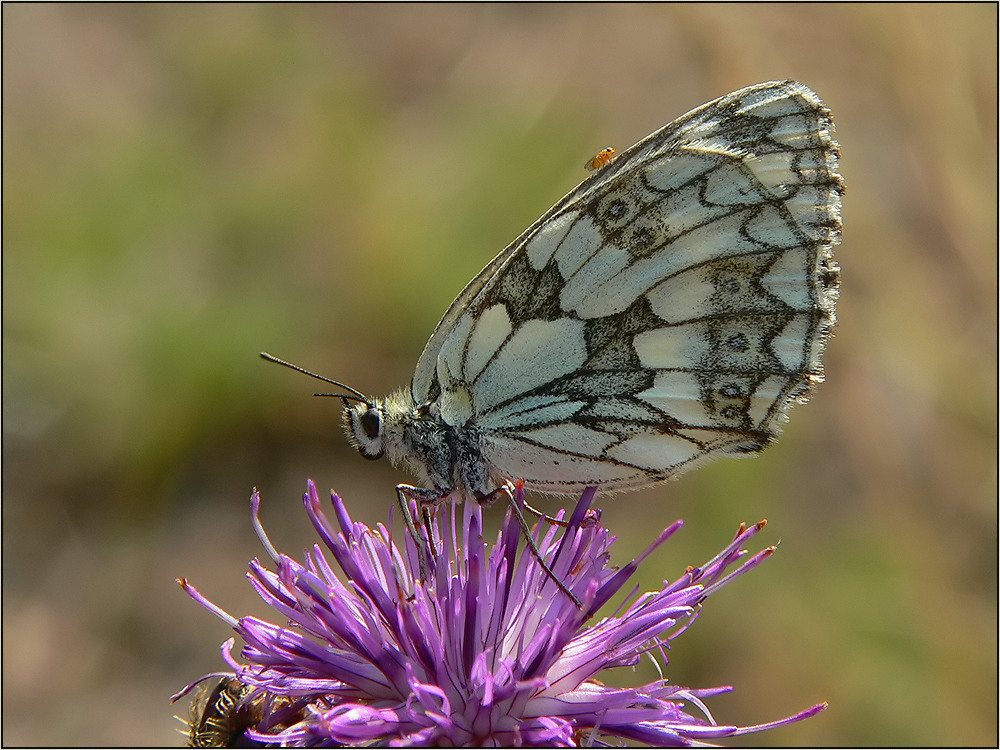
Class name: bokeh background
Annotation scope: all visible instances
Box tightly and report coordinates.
[3,4,996,746]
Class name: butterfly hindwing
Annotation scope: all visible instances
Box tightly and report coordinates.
[411,80,842,494]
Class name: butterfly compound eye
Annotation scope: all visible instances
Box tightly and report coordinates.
[360,408,382,439]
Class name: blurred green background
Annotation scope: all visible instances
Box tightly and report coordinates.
[3,4,996,746]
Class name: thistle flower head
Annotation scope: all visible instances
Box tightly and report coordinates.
[174,481,824,746]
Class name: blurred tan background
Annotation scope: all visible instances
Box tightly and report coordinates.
[3,4,995,746]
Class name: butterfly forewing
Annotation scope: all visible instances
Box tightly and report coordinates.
[410,80,841,494]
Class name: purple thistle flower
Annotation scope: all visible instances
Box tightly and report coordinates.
[174,481,825,746]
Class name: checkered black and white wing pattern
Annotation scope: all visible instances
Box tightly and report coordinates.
[411,81,842,494]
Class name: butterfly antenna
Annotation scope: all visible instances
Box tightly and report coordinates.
[259,352,370,404]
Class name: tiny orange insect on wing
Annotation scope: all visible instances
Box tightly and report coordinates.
[584,147,616,171]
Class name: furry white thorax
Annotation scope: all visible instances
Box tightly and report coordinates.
[344,388,499,499]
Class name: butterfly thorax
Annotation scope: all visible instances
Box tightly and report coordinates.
[343,388,495,499]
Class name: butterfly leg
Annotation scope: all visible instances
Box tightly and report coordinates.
[478,482,582,609]
[395,483,448,581]
[521,499,569,527]
[520,497,600,530]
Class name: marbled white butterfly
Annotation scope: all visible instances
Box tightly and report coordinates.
[266,79,842,520]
